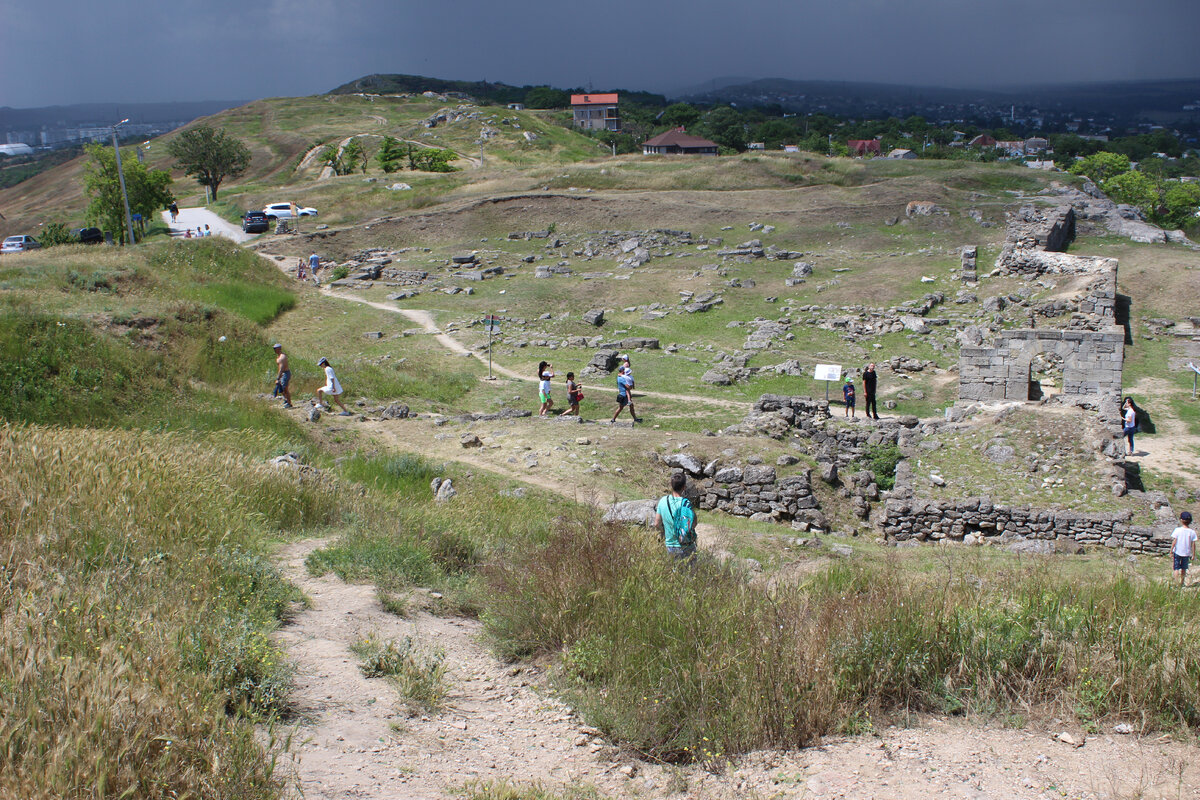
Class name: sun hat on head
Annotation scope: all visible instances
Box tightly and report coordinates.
[317,357,329,366]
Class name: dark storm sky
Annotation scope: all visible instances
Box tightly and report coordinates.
[3,0,1198,107]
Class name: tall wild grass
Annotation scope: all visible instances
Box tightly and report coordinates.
[0,424,347,798]
[483,510,1200,762]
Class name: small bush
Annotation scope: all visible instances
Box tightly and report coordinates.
[330,265,350,280]
[460,780,607,800]
[863,443,903,490]
[351,634,446,712]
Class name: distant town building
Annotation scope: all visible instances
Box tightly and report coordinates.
[747,142,765,150]
[782,145,800,153]
[1024,137,1050,153]
[996,140,1026,157]
[887,148,917,159]
[847,139,881,156]
[968,134,997,148]
[571,93,620,132]
[642,128,719,155]
[507,103,525,111]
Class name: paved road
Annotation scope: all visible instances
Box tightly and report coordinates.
[161,207,256,243]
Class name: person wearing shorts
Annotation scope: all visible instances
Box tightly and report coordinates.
[537,361,554,416]
[316,357,351,416]
[272,343,293,408]
[843,377,856,419]
[610,368,634,425]
[1172,511,1196,588]
[561,372,581,417]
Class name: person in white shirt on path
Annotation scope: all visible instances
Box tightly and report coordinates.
[315,357,352,416]
[1171,511,1196,588]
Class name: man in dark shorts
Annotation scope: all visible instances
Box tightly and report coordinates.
[272,343,293,408]
[863,362,880,420]
[1172,511,1196,588]
[610,366,635,425]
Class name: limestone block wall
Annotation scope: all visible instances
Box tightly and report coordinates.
[882,497,1171,554]
[959,327,1124,406]
[692,465,823,526]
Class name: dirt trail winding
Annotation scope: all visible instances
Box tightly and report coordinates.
[323,289,750,411]
[275,538,640,800]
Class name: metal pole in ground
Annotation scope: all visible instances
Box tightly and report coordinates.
[111,119,137,246]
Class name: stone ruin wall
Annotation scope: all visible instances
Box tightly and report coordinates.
[882,497,1171,554]
[959,203,1124,409]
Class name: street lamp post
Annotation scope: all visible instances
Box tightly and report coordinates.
[111,119,137,246]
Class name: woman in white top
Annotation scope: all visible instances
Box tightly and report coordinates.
[1122,396,1137,456]
[316,357,352,416]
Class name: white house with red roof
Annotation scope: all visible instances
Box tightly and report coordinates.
[571,93,620,132]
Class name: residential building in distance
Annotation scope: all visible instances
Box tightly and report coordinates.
[571,93,620,132]
[969,134,997,148]
[642,128,719,155]
[887,148,917,159]
[847,139,881,156]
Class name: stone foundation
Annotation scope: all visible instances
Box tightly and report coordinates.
[882,497,1171,554]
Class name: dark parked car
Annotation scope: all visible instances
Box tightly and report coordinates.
[73,227,104,245]
[242,211,270,233]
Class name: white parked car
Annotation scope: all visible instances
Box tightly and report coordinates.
[263,202,318,220]
[1,235,41,253]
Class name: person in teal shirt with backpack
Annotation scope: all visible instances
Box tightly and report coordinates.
[654,472,697,559]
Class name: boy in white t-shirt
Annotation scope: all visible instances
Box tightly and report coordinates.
[1172,511,1196,588]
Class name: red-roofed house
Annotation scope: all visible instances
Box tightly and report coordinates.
[642,128,719,155]
[571,93,620,132]
[969,134,997,148]
[847,139,882,156]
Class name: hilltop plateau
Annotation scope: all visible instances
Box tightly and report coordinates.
[3,88,1200,800]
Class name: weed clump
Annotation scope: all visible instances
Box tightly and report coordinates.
[352,634,447,712]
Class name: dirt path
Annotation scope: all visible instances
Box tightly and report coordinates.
[1131,377,1200,484]
[274,538,640,799]
[322,289,750,411]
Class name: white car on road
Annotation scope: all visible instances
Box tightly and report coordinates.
[263,202,318,220]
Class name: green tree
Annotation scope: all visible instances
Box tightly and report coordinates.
[409,148,459,173]
[1103,170,1159,210]
[754,118,801,150]
[82,144,173,245]
[37,221,75,247]
[342,138,366,174]
[164,125,250,200]
[1069,151,1131,183]
[377,136,405,173]
[1160,182,1200,229]
[524,87,569,109]
[660,103,700,130]
[318,144,344,175]
[696,106,747,152]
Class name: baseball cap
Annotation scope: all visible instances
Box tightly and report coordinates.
[272,343,281,349]
[1183,511,1193,523]
[317,357,329,366]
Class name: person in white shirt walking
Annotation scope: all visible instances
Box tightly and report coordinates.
[1171,511,1196,588]
[315,357,352,416]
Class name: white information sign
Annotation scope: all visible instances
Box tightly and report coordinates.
[813,364,842,382]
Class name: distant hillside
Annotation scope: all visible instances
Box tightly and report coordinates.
[329,74,667,107]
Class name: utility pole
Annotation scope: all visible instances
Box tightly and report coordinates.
[111,119,137,246]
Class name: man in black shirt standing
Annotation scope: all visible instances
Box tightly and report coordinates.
[863,363,880,420]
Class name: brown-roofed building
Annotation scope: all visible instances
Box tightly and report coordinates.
[969,134,997,148]
[847,139,882,156]
[571,93,620,132]
[642,128,719,155]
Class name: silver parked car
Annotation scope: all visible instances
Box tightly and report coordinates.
[1,235,41,253]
